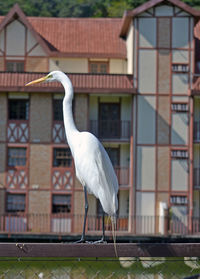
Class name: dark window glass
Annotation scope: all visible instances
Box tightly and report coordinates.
[105,147,120,167]
[99,103,120,138]
[53,100,63,121]
[52,194,71,213]
[8,148,26,167]
[9,99,29,120]
[6,61,24,72]
[53,148,72,167]
[6,194,25,212]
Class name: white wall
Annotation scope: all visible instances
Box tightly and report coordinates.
[172,74,188,95]
[126,23,134,74]
[171,113,188,145]
[136,146,155,190]
[137,95,156,144]
[6,20,25,56]
[139,18,156,48]
[172,18,189,48]
[171,159,188,191]
[49,58,88,73]
[110,59,127,74]
[138,50,156,93]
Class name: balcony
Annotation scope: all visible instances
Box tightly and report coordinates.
[7,120,29,143]
[52,121,66,144]
[6,168,28,190]
[90,120,130,141]
[52,167,74,191]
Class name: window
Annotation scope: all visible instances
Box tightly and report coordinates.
[89,62,108,74]
[99,103,120,138]
[6,61,24,72]
[9,99,29,120]
[53,98,75,121]
[8,147,27,167]
[53,148,72,167]
[6,194,25,212]
[170,196,188,205]
[172,63,188,73]
[53,100,63,121]
[52,194,71,213]
[171,149,188,159]
[171,103,188,112]
[105,147,120,167]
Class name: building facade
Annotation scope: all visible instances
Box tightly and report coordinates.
[0,0,200,237]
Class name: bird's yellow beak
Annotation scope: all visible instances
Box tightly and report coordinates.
[25,75,48,86]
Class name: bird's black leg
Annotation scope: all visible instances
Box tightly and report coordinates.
[75,186,88,243]
[93,212,106,244]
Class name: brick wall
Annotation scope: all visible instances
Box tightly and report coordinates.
[29,144,51,189]
[30,93,52,142]
[28,190,51,232]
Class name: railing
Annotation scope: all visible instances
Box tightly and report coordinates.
[52,121,67,143]
[52,167,74,190]
[6,167,28,190]
[90,120,130,140]
[1,214,200,236]
[7,120,29,143]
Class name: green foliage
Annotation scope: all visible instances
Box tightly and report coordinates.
[0,0,199,17]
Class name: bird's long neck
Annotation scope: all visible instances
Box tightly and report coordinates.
[61,76,79,152]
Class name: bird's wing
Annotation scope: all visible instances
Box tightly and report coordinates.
[73,132,118,215]
[92,142,119,215]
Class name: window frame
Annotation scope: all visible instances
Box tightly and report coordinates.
[89,61,109,74]
[52,194,72,213]
[53,147,72,168]
[6,193,26,213]
[7,147,27,168]
[8,99,29,120]
[6,60,25,72]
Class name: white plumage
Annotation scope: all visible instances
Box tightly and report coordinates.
[26,70,119,242]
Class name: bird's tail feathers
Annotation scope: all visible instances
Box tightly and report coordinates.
[111,215,118,258]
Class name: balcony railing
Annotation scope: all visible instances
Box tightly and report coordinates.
[7,120,29,143]
[1,214,200,236]
[90,120,130,140]
[6,168,28,190]
[194,121,200,142]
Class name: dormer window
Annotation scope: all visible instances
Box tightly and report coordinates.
[89,61,108,74]
[6,61,24,72]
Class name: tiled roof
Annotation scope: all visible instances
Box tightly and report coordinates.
[0,72,135,94]
[0,10,126,58]
[28,17,126,58]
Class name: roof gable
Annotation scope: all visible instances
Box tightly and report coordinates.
[0,4,50,55]
[120,0,200,38]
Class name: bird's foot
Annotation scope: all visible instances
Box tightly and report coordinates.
[74,237,86,243]
[92,238,107,244]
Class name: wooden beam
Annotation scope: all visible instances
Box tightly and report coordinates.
[0,243,200,258]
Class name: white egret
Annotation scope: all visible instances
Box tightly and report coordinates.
[26,71,119,245]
